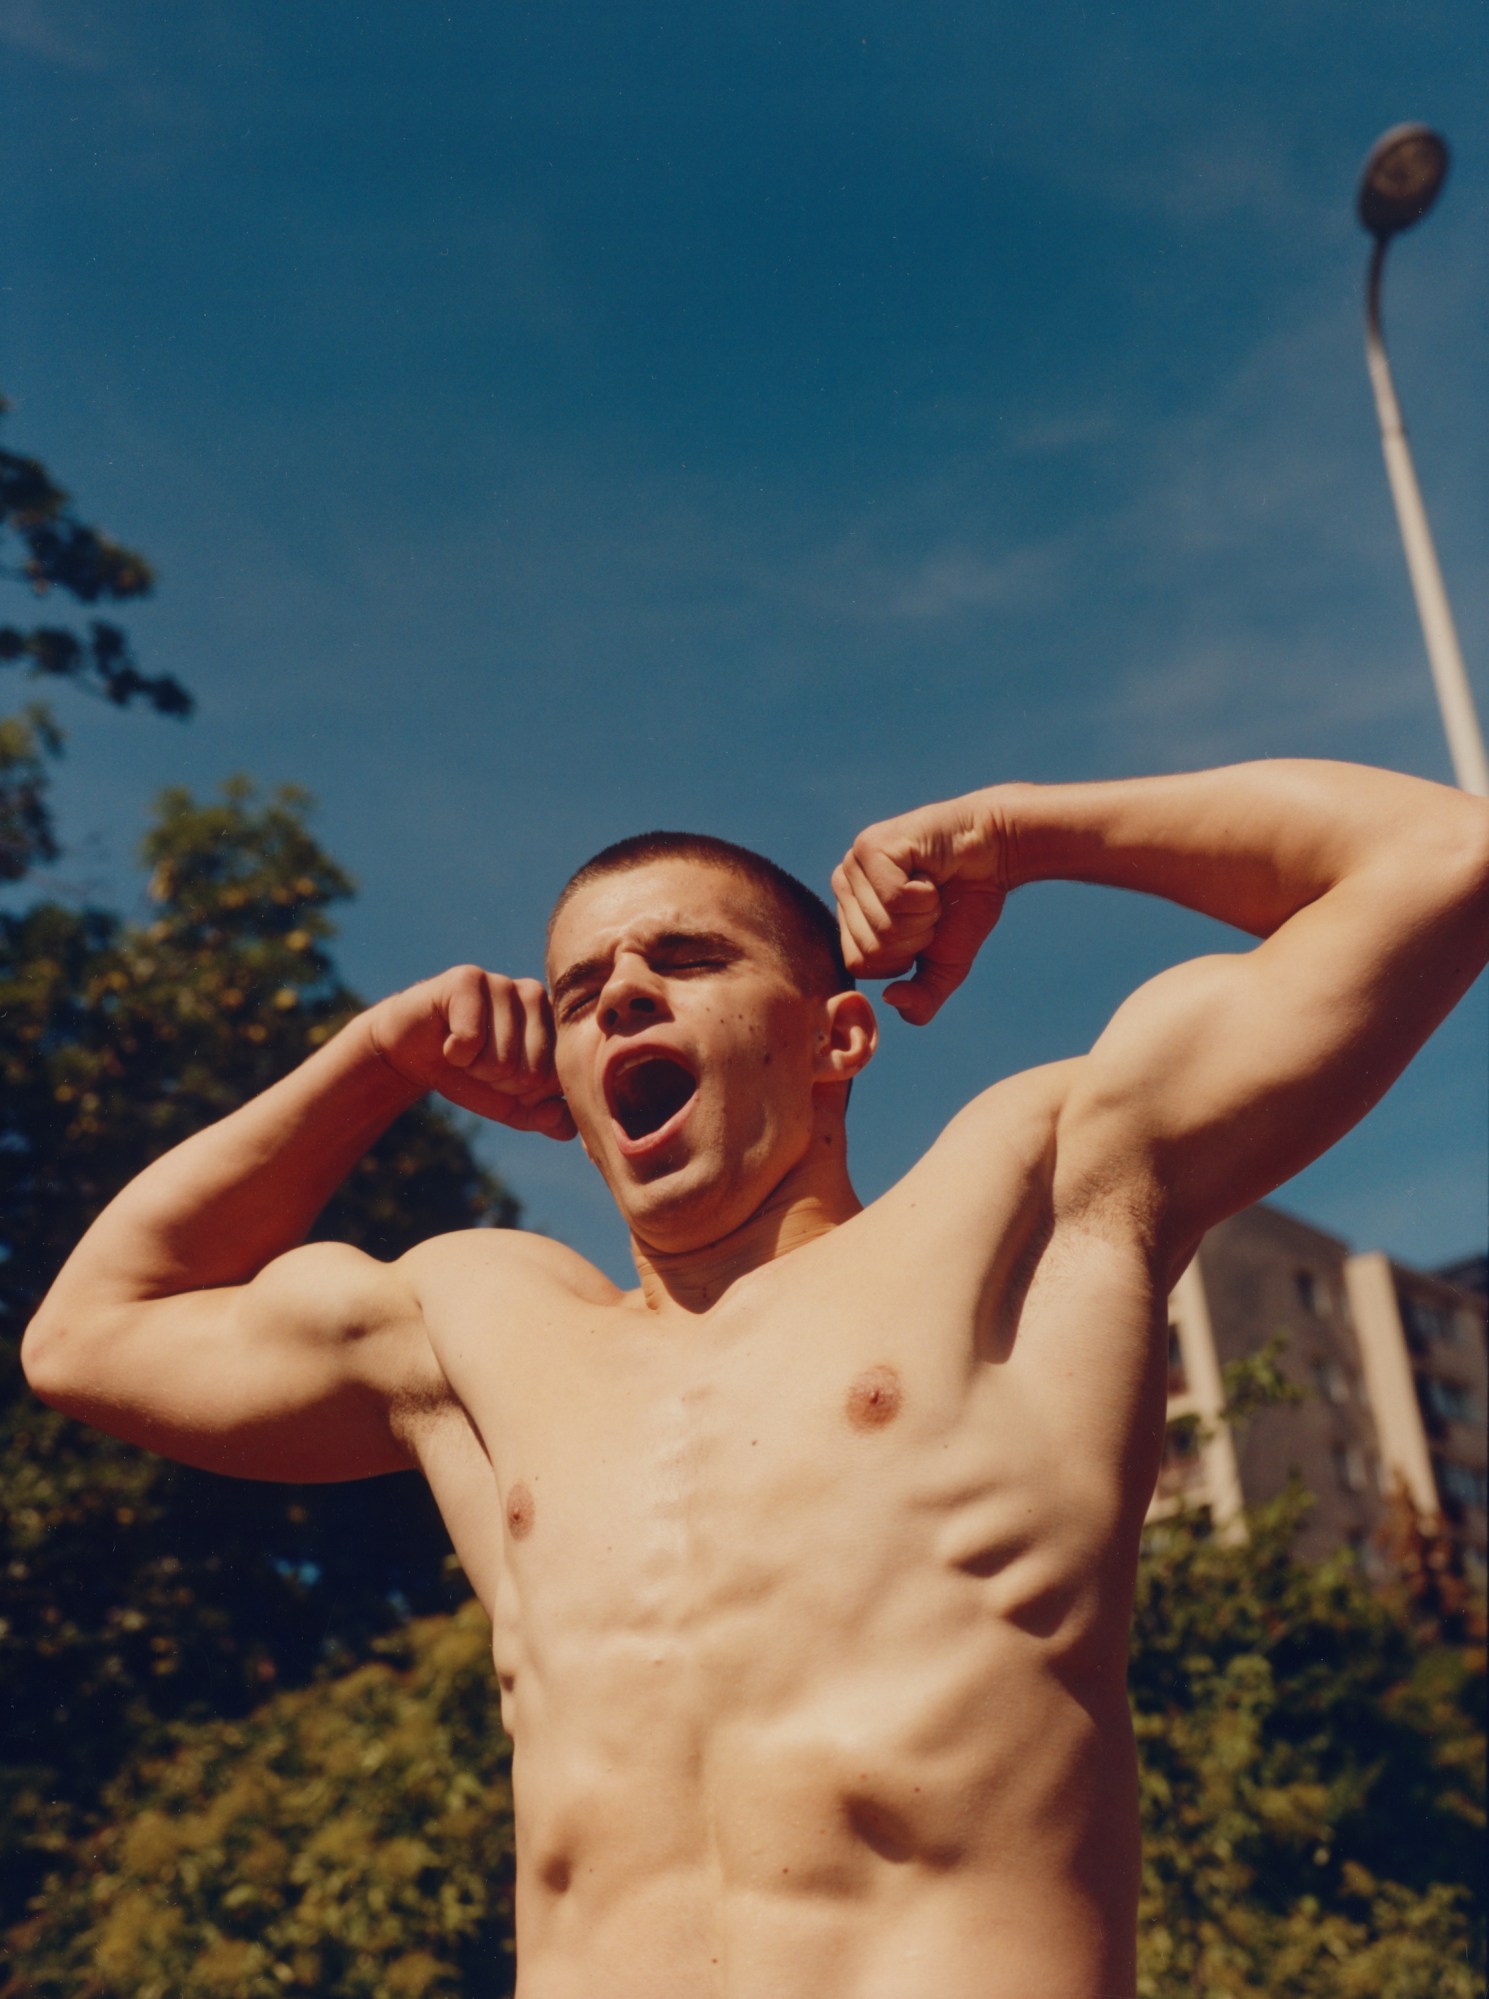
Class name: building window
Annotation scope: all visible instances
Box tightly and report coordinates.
[1333,1443,1367,1493]
[1312,1358,1349,1404]
[1295,1269,1325,1317]
[1158,1419,1202,1499]
[1400,1291,1455,1351]
[1346,1530,1387,1583]
[1420,1376,1479,1427]
[1167,1325,1188,1397]
[1435,1459,1488,1514]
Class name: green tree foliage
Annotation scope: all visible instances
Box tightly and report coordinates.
[0,395,184,707]
[0,781,518,1929]
[1,393,191,880]
[1133,1485,1484,1996]
[1,1601,516,1999]
[0,708,64,882]
[1132,1348,1484,1994]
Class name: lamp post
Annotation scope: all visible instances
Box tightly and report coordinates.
[1357,123,1488,796]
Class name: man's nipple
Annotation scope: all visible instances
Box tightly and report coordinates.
[506,1480,536,1540]
[845,1365,903,1431]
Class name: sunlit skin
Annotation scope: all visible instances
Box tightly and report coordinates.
[22,762,1489,1997]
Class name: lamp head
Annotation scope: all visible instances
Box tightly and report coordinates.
[1357,124,1449,239]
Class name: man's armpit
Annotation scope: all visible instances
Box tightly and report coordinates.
[385,1343,460,1459]
[1048,1041,1184,1257]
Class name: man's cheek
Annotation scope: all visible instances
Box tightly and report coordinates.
[548,1049,590,1135]
[564,1094,604,1166]
[550,1035,581,1101]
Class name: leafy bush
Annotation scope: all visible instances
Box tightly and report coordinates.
[1132,1485,1484,1997]
[1,1602,516,1999]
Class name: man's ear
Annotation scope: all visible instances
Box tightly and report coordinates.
[813,991,877,1086]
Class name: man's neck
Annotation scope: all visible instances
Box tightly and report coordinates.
[629,1133,861,1317]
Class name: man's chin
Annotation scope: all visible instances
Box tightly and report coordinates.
[603,1151,745,1255]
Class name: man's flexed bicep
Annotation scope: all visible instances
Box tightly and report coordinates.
[24,1242,433,1482]
[1063,833,1489,1265]
[838,762,1489,1269]
[22,962,571,1479]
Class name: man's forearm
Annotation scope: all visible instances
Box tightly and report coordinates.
[30,1012,422,1331]
[984,760,1489,937]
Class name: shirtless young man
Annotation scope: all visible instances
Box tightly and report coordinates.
[23,759,1489,1997]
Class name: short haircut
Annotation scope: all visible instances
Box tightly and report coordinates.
[549,831,852,997]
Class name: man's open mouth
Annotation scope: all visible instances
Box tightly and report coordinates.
[605,1051,699,1143]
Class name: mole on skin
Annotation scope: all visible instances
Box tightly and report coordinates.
[507,1480,536,1539]
[845,1365,902,1431]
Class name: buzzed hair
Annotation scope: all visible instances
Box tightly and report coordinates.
[550,831,853,997]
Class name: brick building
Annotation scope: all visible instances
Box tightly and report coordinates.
[1156,1202,1488,1590]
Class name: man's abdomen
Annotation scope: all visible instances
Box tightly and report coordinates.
[503,1557,1140,1999]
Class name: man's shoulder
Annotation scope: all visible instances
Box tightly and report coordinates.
[924,1058,1085,1174]
[396,1225,622,1308]
[390,1229,624,1420]
[859,1060,1078,1242]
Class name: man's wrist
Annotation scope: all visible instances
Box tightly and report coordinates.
[344,1008,430,1114]
[962,783,1033,893]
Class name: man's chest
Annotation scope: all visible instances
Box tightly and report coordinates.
[446,1235,1150,1686]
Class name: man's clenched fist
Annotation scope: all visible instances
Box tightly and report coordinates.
[833,795,1009,1025]
[367,966,576,1139]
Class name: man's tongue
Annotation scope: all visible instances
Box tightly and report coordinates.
[612,1056,697,1141]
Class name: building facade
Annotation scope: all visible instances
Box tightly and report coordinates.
[1157,1203,1488,1590]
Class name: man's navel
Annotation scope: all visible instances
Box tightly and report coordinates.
[845,1365,903,1431]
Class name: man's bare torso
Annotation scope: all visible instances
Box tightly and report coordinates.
[406,1068,1164,1999]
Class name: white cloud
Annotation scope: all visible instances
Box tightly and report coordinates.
[0,0,102,69]
[1090,124,1329,237]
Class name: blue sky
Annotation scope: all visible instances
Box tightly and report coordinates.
[3,1,1485,1281]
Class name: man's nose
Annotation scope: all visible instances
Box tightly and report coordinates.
[599,957,666,1029]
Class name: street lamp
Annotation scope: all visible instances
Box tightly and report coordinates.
[1357,124,1489,796]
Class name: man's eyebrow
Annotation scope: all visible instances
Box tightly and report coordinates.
[550,954,610,1006]
[650,928,743,958]
[549,929,745,1006]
